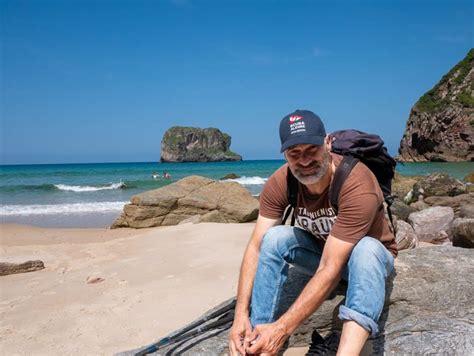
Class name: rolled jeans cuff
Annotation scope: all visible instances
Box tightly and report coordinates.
[338,305,379,337]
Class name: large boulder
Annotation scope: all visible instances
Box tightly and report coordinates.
[451,218,474,248]
[111,176,259,228]
[408,206,454,243]
[397,49,474,162]
[424,192,474,216]
[121,246,474,355]
[412,173,466,199]
[160,127,242,162]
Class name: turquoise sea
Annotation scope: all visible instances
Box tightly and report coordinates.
[1,160,472,228]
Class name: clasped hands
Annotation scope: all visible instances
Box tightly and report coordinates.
[229,316,289,356]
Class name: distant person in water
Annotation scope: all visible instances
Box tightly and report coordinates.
[163,172,171,179]
[152,172,160,180]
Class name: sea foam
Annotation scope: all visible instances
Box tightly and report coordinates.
[0,201,127,216]
[54,182,126,192]
[225,176,268,185]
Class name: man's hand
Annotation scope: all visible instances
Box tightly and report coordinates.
[229,314,252,355]
[245,322,289,355]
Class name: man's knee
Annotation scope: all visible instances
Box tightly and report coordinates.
[260,225,295,256]
[349,237,393,275]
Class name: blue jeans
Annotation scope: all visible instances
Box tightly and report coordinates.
[250,226,394,336]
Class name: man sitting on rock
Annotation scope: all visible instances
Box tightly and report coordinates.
[229,110,397,355]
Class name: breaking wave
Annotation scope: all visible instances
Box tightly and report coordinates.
[54,182,126,192]
[0,201,127,216]
[224,176,268,185]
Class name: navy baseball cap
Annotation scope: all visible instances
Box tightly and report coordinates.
[279,110,326,152]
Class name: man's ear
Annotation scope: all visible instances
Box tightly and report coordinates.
[283,151,288,161]
[325,135,332,151]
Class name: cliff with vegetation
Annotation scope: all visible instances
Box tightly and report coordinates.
[160,127,242,162]
[397,49,474,162]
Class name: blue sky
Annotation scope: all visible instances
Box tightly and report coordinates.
[1,0,472,164]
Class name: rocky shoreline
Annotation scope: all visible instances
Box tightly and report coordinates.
[111,171,474,250]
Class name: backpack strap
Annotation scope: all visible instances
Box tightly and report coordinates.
[330,155,397,236]
[384,194,397,235]
[281,167,298,225]
[328,155,359,213]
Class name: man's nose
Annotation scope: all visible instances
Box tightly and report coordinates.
[298,154,313,166]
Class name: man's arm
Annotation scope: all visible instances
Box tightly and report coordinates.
[246,235,355,354]
[235,215,281,315]
[229,214,280,355]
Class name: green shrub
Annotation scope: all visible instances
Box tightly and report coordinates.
[417,49,473,113]
[417,89,449,112]
[458,91,474,108]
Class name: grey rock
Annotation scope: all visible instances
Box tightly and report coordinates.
[408,206,454,243]
[424,192,474,216]
[160,127,242,162]
[0,260,45,276]
[409,195,429,211]
[452,218,474,248]
[459,203,474,218]
[412,173,466,199]
[220,174,240,180]
[112,176,259,228]
[119,246,474,355]
[390,198,416,221]
[394,220,418,250]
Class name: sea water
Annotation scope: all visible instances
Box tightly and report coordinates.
[1,160,472,228]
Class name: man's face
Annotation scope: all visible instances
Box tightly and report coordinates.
[285,143,330,185]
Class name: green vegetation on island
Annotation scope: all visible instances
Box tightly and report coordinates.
[417,48,473,112]
[160,126,242,162]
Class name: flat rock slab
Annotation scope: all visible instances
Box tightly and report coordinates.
[120,246,474,355]
[112,176,259,228]
[0,260,45,276]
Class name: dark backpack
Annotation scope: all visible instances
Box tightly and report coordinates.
[281,129,397,230]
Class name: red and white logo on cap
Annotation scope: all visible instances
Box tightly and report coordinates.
[289,115,302,123]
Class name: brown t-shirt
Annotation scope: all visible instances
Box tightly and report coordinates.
[260,153,397,257]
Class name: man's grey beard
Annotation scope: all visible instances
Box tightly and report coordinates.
[290,150,330,185]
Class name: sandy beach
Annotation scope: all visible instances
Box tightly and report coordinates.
[0,222,257,355]
[0,222,384,355]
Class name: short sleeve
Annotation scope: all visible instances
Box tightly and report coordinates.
[330,163,383,243]
[259,165,289,219]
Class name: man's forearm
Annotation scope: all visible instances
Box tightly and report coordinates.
[277,266,341,335]
[234,216,280,316]
[235,241,260,315]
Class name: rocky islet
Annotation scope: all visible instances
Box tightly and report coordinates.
[160,127,242,162]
